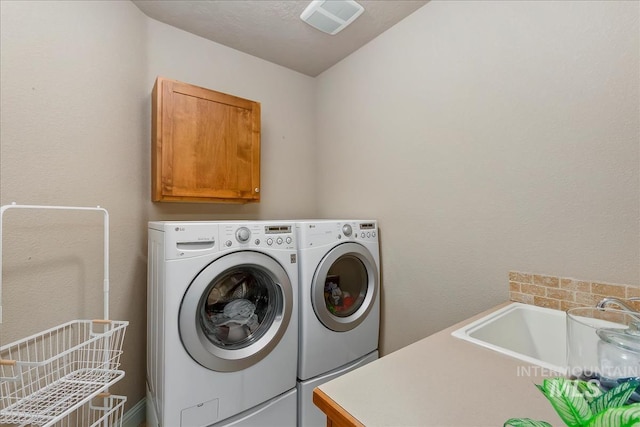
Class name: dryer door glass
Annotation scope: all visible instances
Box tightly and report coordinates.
[312,242,378,332]
[179,251,293,372]
[324,256,367,317]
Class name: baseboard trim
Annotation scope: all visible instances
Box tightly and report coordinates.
[123,397,145,427]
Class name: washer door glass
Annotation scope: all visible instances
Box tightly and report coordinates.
[312,243,378,332]
[180,251,293,372]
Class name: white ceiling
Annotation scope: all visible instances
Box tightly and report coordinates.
[132,0,428,77]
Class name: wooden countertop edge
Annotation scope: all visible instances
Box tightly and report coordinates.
[313,387,365,427]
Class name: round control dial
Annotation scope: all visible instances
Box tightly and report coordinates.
[342,224,352,237]
[235,227,251,243]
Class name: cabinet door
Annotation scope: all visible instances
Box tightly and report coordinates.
[152,77,260,203]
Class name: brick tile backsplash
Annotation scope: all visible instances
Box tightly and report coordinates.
[509,271,640,311]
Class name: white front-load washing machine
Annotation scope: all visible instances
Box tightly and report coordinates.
[296,220,380,427]
[147,221,298,427]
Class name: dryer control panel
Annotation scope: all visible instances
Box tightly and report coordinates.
[296,220,378,249]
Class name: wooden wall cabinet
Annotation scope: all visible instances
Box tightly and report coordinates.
[152,77,261,203]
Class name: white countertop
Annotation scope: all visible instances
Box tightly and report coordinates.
[316,302,565,427]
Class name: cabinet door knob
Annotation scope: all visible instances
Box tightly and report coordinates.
[255,188,260,193]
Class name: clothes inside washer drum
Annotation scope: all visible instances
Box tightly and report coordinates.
[203,299,260,344]
[207,299,257,326]
[223,299,256,320]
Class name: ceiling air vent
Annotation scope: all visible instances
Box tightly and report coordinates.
[300,0,364,35]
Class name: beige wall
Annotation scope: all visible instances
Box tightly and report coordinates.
[145,17,318,221]
[0,0,150,410]
[0,0,316,414]
[316,0,640,354]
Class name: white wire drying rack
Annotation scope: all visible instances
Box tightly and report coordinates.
[0,203,128,427]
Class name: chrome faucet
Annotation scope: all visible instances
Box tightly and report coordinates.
[596,297,640,312]
[596,297,640,323]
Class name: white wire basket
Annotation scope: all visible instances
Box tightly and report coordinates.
[0,319,127,426]
[0,204,128,427]
[12,393,128,427]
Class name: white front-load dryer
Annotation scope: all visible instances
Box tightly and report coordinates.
[146,221,298,427]
[296,220,380,381]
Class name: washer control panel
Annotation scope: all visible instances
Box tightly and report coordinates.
[219,222,296,250]
[151,221,297,260]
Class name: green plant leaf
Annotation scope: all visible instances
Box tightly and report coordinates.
[589,380,639,414]
[504,418,553,427]
[537,377,593,427]
[585,403,640,427]
[577,380,604,404]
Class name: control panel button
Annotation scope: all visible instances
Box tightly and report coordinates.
[225,240,232,247]
[236,227,251,243]
[276,237,283,245]
[286,237,292,244]
[342,224,352,237]
[367,232,371,238]
[267,238,274,246]
[361,232,365,238]
[255,239,261,245]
